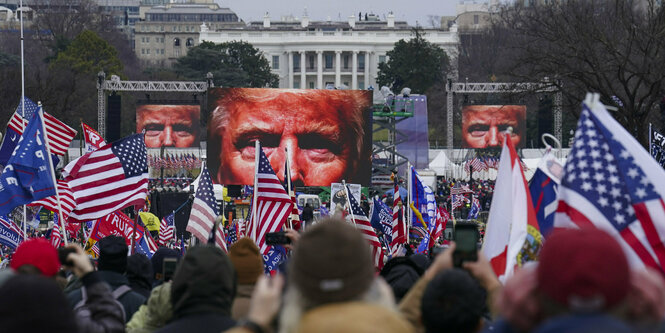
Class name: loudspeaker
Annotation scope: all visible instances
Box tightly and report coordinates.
[107,93,122,142]
[227,185,242,197]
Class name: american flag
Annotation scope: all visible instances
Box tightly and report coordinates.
[346,185,385,270]
[248,144,292,255]
[186,165,227,251]
[63,134,148,223]
[390,174,405,255]
[555,96,665,274]
[451,194,470,210]
[50,214,62,248]
[29,180,76,221]
[431,207,449,245]
[227,221,238,245]
[8,101,77,156]
[451,183,473,195]
[159,212,175,246]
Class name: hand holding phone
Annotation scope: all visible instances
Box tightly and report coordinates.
[453,222,479,268]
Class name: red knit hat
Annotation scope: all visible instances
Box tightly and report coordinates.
[10,238,60,277]
[537,227,629,311]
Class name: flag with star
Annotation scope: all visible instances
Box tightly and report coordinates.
[555,94,665,274]
[345,184,385,270]
[186,164,227,252]
[62,134,148,223]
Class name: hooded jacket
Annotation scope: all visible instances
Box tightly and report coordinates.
[155,245,236,333]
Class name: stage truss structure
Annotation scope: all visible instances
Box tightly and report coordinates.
[96,71,213,139]
[445,79,563,158]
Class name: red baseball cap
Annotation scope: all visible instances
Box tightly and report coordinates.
[10,238,60,277]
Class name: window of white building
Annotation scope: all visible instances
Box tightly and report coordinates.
[272,55,280,69]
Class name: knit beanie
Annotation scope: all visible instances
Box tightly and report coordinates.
[229,237,263,285]
[10,238,60,277]
[151,247,181,276]
[538,227,630,312]
[290,219,374,306]
[97,235,128,274]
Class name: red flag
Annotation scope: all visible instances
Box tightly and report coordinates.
[81,122,106,152]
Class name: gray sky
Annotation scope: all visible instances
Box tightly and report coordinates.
[217,0,459,27]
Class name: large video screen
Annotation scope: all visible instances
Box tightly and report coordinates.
[136,104,201,148]
[461,105,527,149]
[207,88,373,187]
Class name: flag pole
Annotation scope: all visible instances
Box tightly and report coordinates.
[650,123,653,156]
[285,147,293,229]
[38,107,68,245]
[342,180,355,226]
[251,140,260,242]
[407,162,412,230]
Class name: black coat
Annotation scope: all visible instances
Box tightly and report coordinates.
[66,270,147,322]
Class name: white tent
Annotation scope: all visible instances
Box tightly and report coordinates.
[429,150,453,176]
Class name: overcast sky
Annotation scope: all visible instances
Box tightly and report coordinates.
[217,0,460,27]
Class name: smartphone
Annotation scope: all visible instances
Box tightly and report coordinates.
[453,222,479,267]
[265,231,291,246]
[58,247,76,267]
[162,257,178,282]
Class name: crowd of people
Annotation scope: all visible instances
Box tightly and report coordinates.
[1,216,664,333]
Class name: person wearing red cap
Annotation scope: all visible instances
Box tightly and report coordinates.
[10,238,60,277]
[493,227,665,332]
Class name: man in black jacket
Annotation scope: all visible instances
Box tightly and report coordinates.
[66,236,146,322]
[156,245,236,333]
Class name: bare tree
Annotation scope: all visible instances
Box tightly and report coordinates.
[491,0,665,145]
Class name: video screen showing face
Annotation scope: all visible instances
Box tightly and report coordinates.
[136,104,201,148]
[207,88,373,187]
[461,105,527,149]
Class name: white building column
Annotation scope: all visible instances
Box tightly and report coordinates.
[335,50,341,87]
[351,50,358,89]
[287,51,294,88]
[316,50,323,89]
[299,50,306,89]
[364,51,370,89]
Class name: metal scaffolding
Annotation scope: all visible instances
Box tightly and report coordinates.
[96,71,213,139]
[372,98,415,185]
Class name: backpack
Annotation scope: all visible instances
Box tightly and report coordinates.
[74,284,132,323]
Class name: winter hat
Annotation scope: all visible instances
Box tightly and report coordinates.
[97,235,128,274]
[10,238,60,277]
[290,219,374,306]
[537,227,630,312]
[151,247,181,276]
[229,237,263,285]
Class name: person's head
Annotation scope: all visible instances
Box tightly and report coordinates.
[171,245,236,318]
[151,247,181,281]
[10,238,60,277]
[228,237,263,285]
[97,235,128,274]
[208,88,371,187]
[380,254,430,302]
[422,269,486,333]
[462,105,526,148]
[136,104,200,148]
[127,253,154,289]
[0,274,77,332]
[537,227,630,315]
[288,218,375,307]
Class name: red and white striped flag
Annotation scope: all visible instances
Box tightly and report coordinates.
[284,155,301,230]
[50,215,62,248]
[9,111,76,156]
[159,212,175,246]
[390,174,406,256]
[186,165,227,251]
[63,134,149,223]
[346,185,385,270]
[247,143,292,255]
[28,180,76,221]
